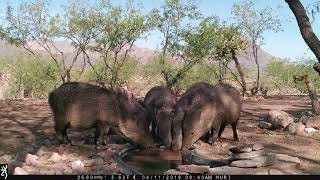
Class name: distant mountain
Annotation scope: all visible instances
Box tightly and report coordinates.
[0,40,274,70]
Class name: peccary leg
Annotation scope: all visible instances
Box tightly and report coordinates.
[210,119,222,144]
[218,123,227,139]
[171,107,184,150]
[231,122,239,142]
[95,123,109,150]
[54,116,71,144]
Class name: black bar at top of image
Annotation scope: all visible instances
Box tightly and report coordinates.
[2,175,320,180]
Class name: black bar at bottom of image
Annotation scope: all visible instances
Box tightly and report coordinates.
[2,175,319,180]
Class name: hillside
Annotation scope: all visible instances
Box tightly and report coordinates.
[0,40,274,70]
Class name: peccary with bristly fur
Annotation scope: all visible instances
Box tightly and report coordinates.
[144,86,176,149]
[171,82,241,150]
[48,82,154,149]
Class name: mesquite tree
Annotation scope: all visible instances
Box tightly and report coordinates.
[286,0,320,115]
[232,0,281,95]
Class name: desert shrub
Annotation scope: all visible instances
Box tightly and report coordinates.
[7,57,62,98]
[267,58,320,94]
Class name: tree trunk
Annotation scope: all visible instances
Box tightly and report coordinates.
[253,44,260,94]
[232,50,247,96]
[294,75,320,115]
[286,0,320,65]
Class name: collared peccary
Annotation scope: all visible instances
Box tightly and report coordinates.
[144,86,176,149]
[171,82,241,150]
[48,82,154,149]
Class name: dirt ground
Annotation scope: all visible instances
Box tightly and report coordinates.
[0,95,319,174]
[194,95,320,175]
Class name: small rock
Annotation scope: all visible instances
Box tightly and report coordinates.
[305,127,317,134]
[13,167,28,175]
[83,159,95,167]
[286,123,305,135]
[0,154,13,164]
[164,169,189,175]
[229,145,252,154]
[230,150,266,160]
[71,160,85,171]
[93,158,104,166]
[304,115,320,129]
[274,154,301,165]
[252,144,264,151]
[110,163,118,172]
[258,121,272,129]
[25,154,39,166]
[49,153,62,163]
[36,147,47,156]
[63,167,73,175]
[266,110,294,129]
[177,165,210,174]
[208,166,255,175]
[230,155,275,168]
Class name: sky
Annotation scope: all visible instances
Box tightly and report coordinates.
[0,0,319,60]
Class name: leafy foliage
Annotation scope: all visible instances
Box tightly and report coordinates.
[8,56,62,98]
[267,58,320,93]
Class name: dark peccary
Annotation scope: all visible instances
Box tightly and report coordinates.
[48,82,154,149]
[171,82,215,150]
[144,86,176,149]
[172,82,241,150]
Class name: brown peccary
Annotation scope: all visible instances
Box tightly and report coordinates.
[171,82,241,150]
[144,86,176,149]
[48,82,154,149]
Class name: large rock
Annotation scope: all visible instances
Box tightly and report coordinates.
[305,116,320,129]
[274,154,301,165]
[230,155,275,168]
[208,166,255,175]
[286,123,305,135]
[258,121,272,129]
[13,167,29,175]
[176,165,210,174]
[231,150,265,160]
[164,169,189,175]
[266,110,294,129]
